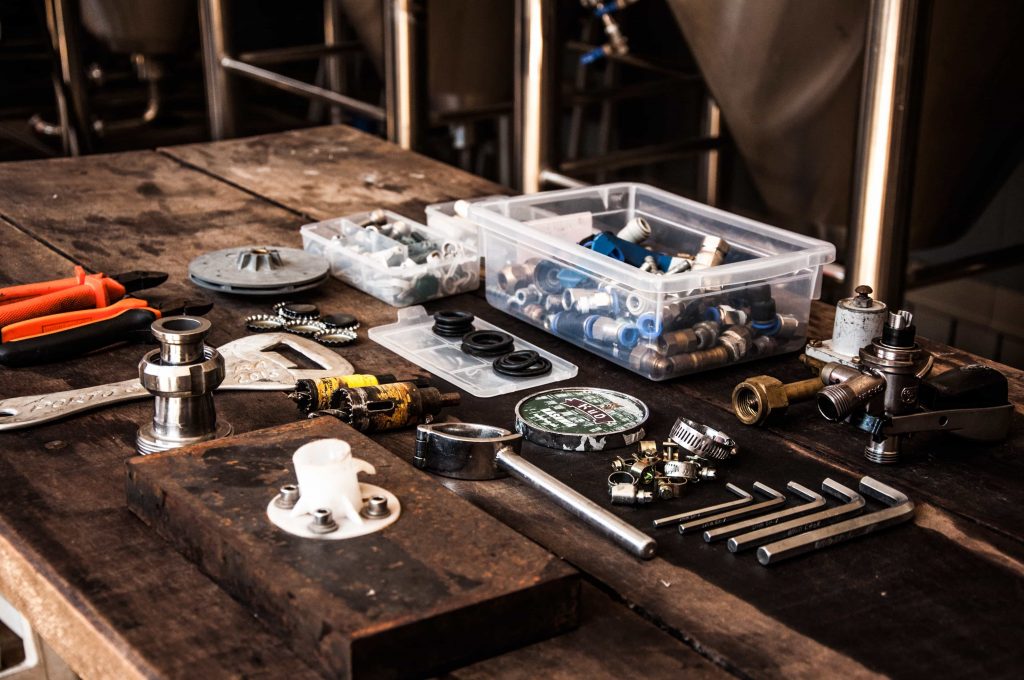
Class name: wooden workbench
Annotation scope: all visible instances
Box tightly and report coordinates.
[0,126,1020,679]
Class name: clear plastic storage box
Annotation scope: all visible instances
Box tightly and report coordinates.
[467,183,835,380]
[301,209,479,307]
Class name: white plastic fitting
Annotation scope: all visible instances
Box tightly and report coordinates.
[267,438,400,540]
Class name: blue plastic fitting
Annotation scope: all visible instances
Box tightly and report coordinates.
[636,313,663,339]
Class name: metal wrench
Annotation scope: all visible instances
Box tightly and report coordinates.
[0,334,354,431]
[757,477,914,566]
[653,483,753,529]
[727,478,864,553]
[703,482,826,543]
[678,482,786,535]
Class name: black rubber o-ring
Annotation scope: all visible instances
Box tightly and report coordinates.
[433,310,476,338]
[494,350,539,370]
[462,330,515,356]
[493,356,552,377]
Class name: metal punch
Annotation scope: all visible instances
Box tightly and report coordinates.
[652,483,752,529]
[415,423,656,560]
[703,482,826,543]
[757,477,914,566]
[677,482,786,535]
[727,479,865,553]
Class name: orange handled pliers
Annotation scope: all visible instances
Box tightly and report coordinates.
[0,266,168,330]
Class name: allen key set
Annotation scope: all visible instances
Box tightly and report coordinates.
[653,476,914,565]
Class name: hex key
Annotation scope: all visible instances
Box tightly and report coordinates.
[727,478,864,553]
[652,483,752,529]
[757,476,914,566]
[703,482,825,543]
[678,482,786,535]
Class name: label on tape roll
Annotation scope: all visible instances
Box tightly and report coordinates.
[514,387,648,452]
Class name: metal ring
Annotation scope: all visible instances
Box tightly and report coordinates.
[668,417,737,461]
[608,471,637,491]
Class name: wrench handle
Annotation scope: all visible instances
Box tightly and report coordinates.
[0,378,148,431]
[496,448,657,560]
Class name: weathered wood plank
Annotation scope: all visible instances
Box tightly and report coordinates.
[126,417,580,679]
[159,125,502,223]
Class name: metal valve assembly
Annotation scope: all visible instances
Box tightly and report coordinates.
[136,316,232,455]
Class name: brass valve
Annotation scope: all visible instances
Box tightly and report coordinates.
[732,375,824,426]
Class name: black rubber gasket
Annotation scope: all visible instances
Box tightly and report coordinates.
[433,310,476,338]
[493,350,540,370]
[461,330,515,357]
[493,355,552,377]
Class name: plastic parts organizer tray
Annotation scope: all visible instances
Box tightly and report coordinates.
[466,182,835,381]
[368,306,577,398]
[301,209,478,307]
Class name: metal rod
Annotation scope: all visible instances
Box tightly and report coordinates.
[199,0,236,140]
[236,42,361,67]
[757,477,914,565]
[43,0,92,154]
[845,0,922,304]
[565,41,700,81]
[384,0,419,148]
[653,483,752,529]
[677,483,785,535]
[906,244,1024,289]
[702,483,825,543]
[495,449,656,560]
[559,136,720,175]
[727,479,865,553]
[322,0,346,124]
[514,0,555,192]
[220,58,385,121]
[539,169,588,189]
[698,96,721,206]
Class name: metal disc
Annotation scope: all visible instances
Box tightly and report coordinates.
[514,387,649,452]
[189,246,330,295]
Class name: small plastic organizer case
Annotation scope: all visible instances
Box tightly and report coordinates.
[368,306,578,398]
[301,209,479,307]
[467,182,836,381]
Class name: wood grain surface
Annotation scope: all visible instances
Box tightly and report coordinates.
[0,125,1021,679]
[126,418,580,679]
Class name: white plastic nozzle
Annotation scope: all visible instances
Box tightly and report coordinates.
[290,439,375,525]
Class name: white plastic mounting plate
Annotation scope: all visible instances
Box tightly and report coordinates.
[267,482,400,540]
[368,306,578,398]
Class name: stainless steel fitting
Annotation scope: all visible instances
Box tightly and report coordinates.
[513,285,544,306]
[616,216,652,244]
[691,236,730,269]
[572,289,617,314]
[713,304,747,327]
[720,325,753,360]
[308,508,339,534]
[136,316,232,455]
[585,316,639,347]
[360,495,391,519]
[520,304,546,324]
[497,261,537,293]
[275,484,300,509]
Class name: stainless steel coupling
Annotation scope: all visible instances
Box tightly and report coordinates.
[136,316,232,455]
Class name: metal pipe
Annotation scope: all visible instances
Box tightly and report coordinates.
[199,0,236,140]
[43,0,92,154]
[559,136,719,175]
[220,58,385,121]
[514,0,555,192]
[495,448,656,560]
[565,41,700,81]
[845,0,922,304]
[236,42,361,66]
[383,0,419,148]
[698,96,721,206]
[539,169,588,189]
[323,0,346,125]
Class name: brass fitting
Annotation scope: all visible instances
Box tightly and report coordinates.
[732,375,824,426]
[496,261,537,293]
